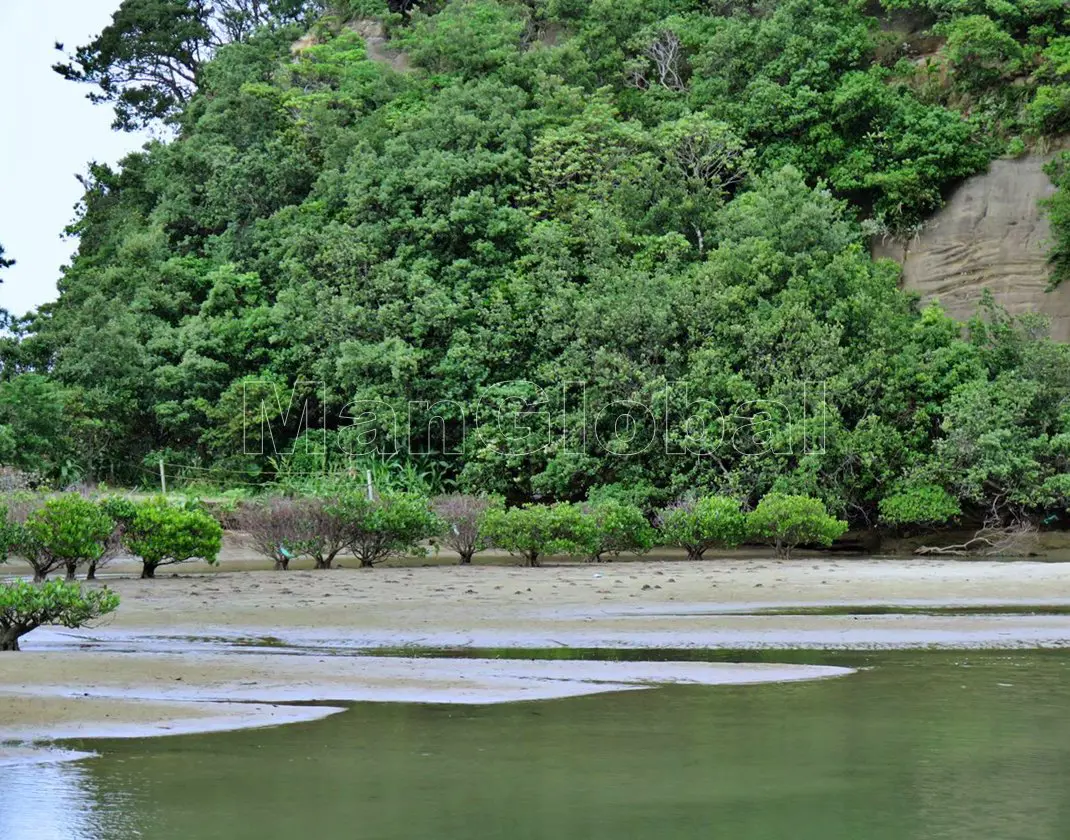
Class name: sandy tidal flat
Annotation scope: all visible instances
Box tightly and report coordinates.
[1,556,1068,757]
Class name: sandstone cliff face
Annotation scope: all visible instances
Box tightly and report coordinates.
[872,154,1070,342]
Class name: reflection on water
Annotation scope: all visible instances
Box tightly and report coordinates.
[9,650,1070,840]
[0,753,137,840]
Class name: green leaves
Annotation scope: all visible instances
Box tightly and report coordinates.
[656,496,748,561]
[939,14,1024,90]
[0,376,77,480]
[21,495,115,581]
[338,492,441,567]
[879,484,962,528]
[747,493,848,559]
[124,497,223,577]
[53,0,212,130]
[13,0,1068,532]
[583,500,656,562]
[1043,152,1070,288]
[53,0,315,130]
[0,579,120,651]
[481,503,593,567]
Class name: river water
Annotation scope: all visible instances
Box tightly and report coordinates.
[4,649,1070,839]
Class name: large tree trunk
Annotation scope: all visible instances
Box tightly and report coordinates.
[274,557,290,571]
[0,629,20,652]
[141,563,157,579]
[65,561,78,581]
[32,567,46,583]
[459,552,473,566]
[686,546,705,562]
[524,553,540,567]
[360,558,375,568]
[86,561,98,581]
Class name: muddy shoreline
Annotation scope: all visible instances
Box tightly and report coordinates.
[1,555,1068,758]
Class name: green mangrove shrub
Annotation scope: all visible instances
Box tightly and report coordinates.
[0,579,119,651]
[655,496,748,561]
[481,503,593,567]
[748,494,848,559]
[20,494,115,582]
[345,493,441,568]
[124,497,224,579]
[583,500,655,563]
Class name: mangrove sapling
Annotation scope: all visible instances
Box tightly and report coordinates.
[124,497,223,578]
[236,497,315,570]
[583,500,655,562]
[22,494,115,581]
[0,579,119,651]
[747,493,848,560]
[346,493,441,568]
[89,496,139,580]
[431,494,502,565]
[655,496,748,561]
[481,503,593,567]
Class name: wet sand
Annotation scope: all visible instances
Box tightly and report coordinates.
[1,553,1068,754]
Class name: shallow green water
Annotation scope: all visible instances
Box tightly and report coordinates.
[8,649,1070,840]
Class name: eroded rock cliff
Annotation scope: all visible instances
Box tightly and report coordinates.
[873,153,1070,342]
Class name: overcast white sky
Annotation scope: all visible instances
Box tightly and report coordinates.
[0,0,152,317]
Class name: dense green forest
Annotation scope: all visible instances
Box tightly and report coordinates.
[1,0,1069,530]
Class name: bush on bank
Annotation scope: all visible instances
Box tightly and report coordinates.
[345,492,442,568]
[747,494,848,560]
[432,494,503,565]
[0,487,859,576]
[123,497,224,579]
[582,499,656,563]
[0,579,119,652]
[656,496,748,561]
[481,503,593,567]
[18,494,114,582]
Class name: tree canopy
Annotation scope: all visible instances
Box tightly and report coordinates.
[4,0,1069,533]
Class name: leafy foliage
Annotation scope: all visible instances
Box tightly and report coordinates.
[302,492,360,569]
[124,496,224,577]
[747,493,848,559]
[1044,153,1070,288]
[2,0,1065,535]
[481,503,594,567]
[0,579,120,651]
[655,496,748,561]
[91,495,140,579]
[343,492,440,567]
[53,0,316,129]
[582,499,656,562]
[20,495,115,582]
[879,483,962,528]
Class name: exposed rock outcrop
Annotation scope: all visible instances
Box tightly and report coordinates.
[872,153,1070,342]
[291,19,410,72]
